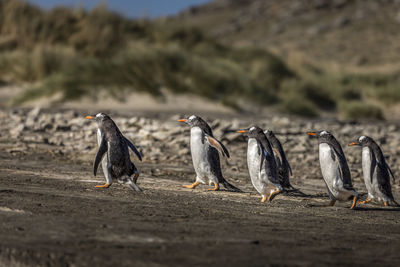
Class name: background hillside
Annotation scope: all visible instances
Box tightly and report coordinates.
[1,0,400,119]
[176,0,400,70]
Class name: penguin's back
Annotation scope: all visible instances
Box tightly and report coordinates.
[105,130,135,178]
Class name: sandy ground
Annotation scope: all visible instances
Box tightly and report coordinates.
[1,131,400,266]
[1,87,400,266]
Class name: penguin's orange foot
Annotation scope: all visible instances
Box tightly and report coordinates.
[95,183,110,188]
[268,189,282,202]
[261,196,267,203]
[360,199,371,204]
[208,183,220,191]
[384,201,389,207]
[183,182,200,189]
[349,196,358,210]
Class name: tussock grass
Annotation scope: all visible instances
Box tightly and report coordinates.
[1,0,399,120]
[338,101,383,120]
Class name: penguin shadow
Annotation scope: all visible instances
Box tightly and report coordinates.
[353,201,400,212]
[354,206,400,212]
[281,189,323,199]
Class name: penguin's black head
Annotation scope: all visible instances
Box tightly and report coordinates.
[85,113,112,126]
[178,115,207,128]
[307,130,335,143]
[237,126,265,139]
[349,135,373,147]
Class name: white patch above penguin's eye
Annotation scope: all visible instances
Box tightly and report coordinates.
[320,131,329,136]
[95,113,103,118]
[359,136,366,142]
[250,126,256,131]
[188,115,197,121]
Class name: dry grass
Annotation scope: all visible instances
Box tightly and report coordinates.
[1,0,399,120]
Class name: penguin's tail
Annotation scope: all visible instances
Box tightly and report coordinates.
[283,184,296,191]
[122,175,143,192]
[222,179,243,193]
[126,181,143,192]
[391,200,400,207]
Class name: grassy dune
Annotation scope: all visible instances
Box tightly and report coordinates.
[0,0,398,119]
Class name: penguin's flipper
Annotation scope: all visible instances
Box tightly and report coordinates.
[286,159,293,176]
[273,148,283,166]
[257,140,267,172]
[281,150,293,176]
[331,145,354,190]
[370,151,376,184]
[94,136,108,176]
[376,163,394,200]
[124,136,142,161]
[386,162,396,181]
[205,135,230,158]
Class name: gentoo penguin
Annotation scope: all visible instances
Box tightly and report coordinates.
[349,136,398,206]
[307,131,358,209]
[85,113,143,192]
[178,115,241,192]
[237,126,282,202]
[264,130,294,190]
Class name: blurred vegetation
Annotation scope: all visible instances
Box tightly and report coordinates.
[0,0,399,120]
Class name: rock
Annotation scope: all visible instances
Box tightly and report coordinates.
[152,131,170,141]
[224,132,243,143]
[25,107,41,127]
[55,125,72,132]
[9,124,25,137]
[334,16,351,28]
[178,148,190,156]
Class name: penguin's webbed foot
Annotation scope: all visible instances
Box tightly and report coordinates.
[208,183,220,191]
[268,189,282,202]
[183,181,200,189]
[384,201,389,207]
[360,198,371,204]
[349,196,358,210]
[261,196,267,203]
[95,183,111,188]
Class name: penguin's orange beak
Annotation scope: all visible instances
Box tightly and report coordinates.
[85,116,94,119]
[177,119,187,122]
[348,142,359,146]
[237,130,247,133]
[307,132,317,136]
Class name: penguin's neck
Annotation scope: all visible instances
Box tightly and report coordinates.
[248,138,259,154]
[190,127,204,143]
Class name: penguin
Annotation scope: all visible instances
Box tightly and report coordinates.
[264,130,294,190]
[178,115,241,192]
[349,136,398,206]
[85,113,143,192]
[237,126,282,202]
[307,131,358,209]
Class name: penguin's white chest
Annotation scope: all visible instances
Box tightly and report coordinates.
[247,138,268,195]
[96,128,111,182]
[361,147,389,201]
[190,127,213,182]
[362,147,374,195]
[319,143,344,198]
